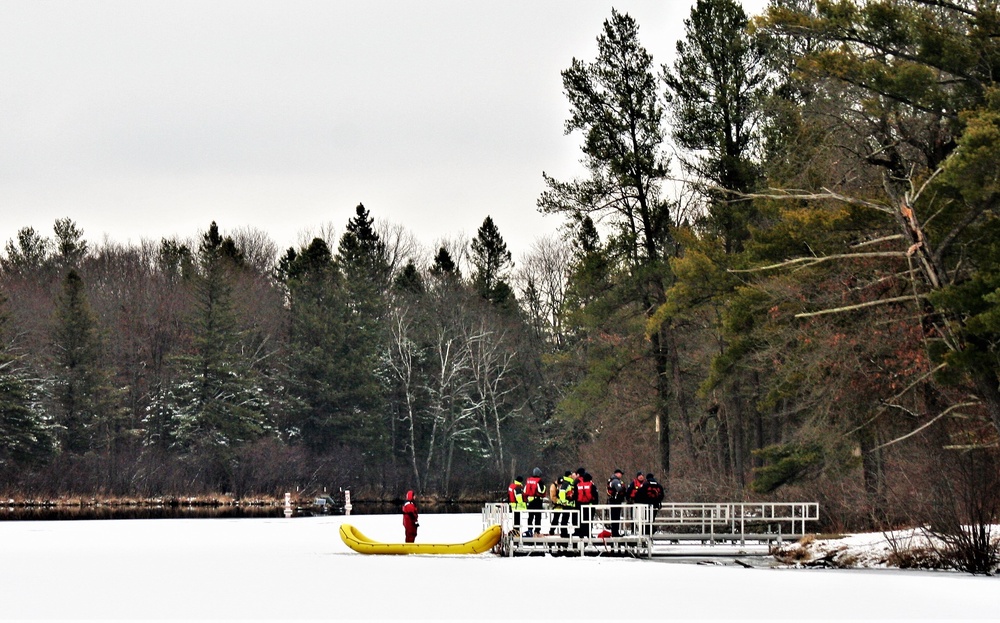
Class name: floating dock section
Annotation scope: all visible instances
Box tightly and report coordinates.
[483,502,819,557]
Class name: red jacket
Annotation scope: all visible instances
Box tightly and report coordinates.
[402,491,419,535]
[524,476,544,501]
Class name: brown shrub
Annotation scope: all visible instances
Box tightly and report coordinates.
[886,546,947,570]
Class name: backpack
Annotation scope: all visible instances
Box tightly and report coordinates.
[644,482,664,506]
[607,478,624,502]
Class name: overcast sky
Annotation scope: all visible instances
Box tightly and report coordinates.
[1,0,767,260]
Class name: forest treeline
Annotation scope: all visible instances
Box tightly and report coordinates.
[2,0,1000,533]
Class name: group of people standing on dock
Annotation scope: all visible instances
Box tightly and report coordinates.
[506,467,664,538]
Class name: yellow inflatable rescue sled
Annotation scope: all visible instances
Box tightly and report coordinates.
[339,523,502,555]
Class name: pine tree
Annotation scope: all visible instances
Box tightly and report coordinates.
[430,247,461,280]
[53,218,88,272]
[393,260,424,295]
[470,216,514,307]
[540,9,676,475]
[758,0,1000,440]
[655,0,773,488]
[168,222,267,473]
[1,227,50,276]
[282,237,384,453]
[158,238,194,283]
[51,269,115,454]
[565,215,609,308]
[0,293,54,468]
[337,203,390,290]
[663,0,768,254]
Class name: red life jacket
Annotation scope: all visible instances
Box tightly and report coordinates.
[576,481,594,504]
[524,476,542,499]
[629,478,644,500]
[508,481,524,504]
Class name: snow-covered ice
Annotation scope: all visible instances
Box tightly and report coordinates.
[1,512,996,621]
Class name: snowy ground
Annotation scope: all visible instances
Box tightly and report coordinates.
[1,513,996,622]
[772,528,964,569]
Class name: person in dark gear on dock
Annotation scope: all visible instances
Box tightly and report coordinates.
[574,471,597,537]
[638,473,664,535]
[606,469,626,537]
[626,472,645,504]
[556,471,577,539]
[524,467,545,536]
[508,476,526,534]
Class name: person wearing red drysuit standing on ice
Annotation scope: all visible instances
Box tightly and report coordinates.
[402,490,419,543]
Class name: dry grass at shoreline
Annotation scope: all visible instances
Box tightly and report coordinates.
[1,489,494,509]
[1,494,287,508]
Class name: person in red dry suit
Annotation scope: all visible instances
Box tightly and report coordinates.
[402,490,419,543]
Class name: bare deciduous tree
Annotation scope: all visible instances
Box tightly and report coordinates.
[514,235,572,348]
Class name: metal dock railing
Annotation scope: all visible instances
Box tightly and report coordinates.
[484,502,820,557]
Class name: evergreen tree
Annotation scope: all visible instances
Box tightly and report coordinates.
[470,216,514,307]
[759,0,1000,440]
[565,215,610,308]
[158,238,194,283]
[539,9,677,475]
[52,218,88,272]
[337,203,390,289]
[0,293,54,468]
[656,0,772,489]
[430,247,460,280]
[51,269,116,454]
[282,237,384,454]
[168,222,268,480]
[393,260,424,295]
[331,205,392,456]
[664,0,768,254]
[1,227,50,276]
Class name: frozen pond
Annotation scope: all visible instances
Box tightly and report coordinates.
[1,513,995,621]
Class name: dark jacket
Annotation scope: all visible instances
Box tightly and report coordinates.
[626,476,645,503]
[607,475,626,504]
[639,477,664,509]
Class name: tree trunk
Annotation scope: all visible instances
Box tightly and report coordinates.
[444,438,455,498]
[733,397,746,490]
[667,328,697,459]
[971,366,1000,439]
[651,328,671,478]
[717,404,732,482]
[751,371,764,469]
[858,425,886,527]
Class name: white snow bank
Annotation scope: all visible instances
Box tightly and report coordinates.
[0,513,996,621]
[775,527,1000,571]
